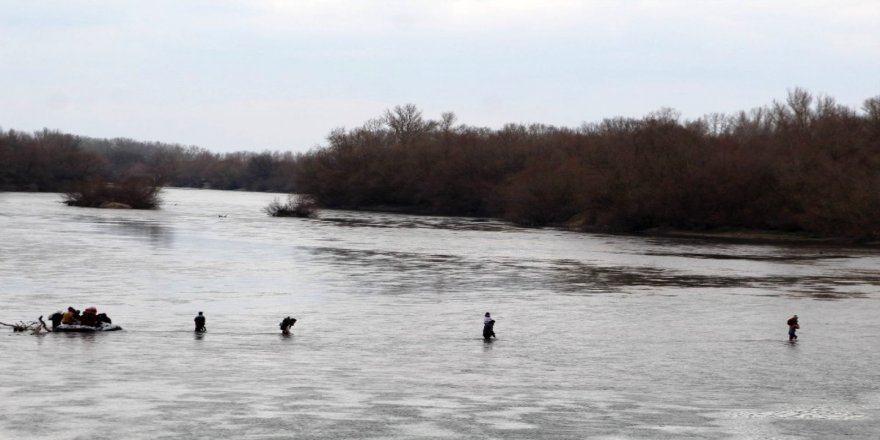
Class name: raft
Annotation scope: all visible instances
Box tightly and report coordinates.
[54,323,122,333]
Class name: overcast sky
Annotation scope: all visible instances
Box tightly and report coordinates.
[2,0,878,153]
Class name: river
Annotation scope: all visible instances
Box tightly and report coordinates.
[1,188,879,439]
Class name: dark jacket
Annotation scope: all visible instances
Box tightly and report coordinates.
[49,312,63,328]
[483,320,496,339]
[80,312,97,327]
[280,317,296,331]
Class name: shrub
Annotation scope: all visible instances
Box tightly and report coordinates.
[63,176,162,209]
[265,195,318,218]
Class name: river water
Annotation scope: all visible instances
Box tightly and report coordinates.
[1,188,879,439]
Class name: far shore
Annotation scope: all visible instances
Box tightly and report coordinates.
[318,202,878,247]
[6,189,876,247]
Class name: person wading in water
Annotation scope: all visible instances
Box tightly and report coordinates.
[483,312,496,340]
[787,315,799,341]
[194,311,206,332]
[280,316,297,335]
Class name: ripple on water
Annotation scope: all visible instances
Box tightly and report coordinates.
[2,189,880,439]
[726,408,865,421]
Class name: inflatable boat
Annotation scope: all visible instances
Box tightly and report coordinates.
[53,323,122,332]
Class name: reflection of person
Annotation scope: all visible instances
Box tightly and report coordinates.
[787,315,799,341]
[483,312,496,340]
[194,312,206,332]
[280,316,296,335]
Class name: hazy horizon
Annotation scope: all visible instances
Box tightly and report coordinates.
[2,0,878,153]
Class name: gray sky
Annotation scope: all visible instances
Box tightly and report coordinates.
[2,1,878,153]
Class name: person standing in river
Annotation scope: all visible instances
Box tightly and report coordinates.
[280,316,296,335]
[787,315,799,341]
[483,312,496,340]
[194,311,206,332]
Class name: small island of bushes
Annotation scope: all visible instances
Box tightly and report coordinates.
[264,195,317,218]
[63,176,162,209]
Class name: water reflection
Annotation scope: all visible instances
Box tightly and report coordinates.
[65,212,173,246]
[644,251,852,262]
[61,332,98,345]
[317,213,510,232]
[303,245,880,300]
[99,219,171,246]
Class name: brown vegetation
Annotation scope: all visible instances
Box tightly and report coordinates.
[0,130,299,193]
[294,91,880,242]
[0,129,105,192]
[0,316,50,333]
[265,195,318,218]
[4,89,879,241]
[64,176,163,209]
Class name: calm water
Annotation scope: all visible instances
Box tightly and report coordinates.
[1,189,879,439]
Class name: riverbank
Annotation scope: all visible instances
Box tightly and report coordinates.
[318,202,877,247]
[635,227,879,246]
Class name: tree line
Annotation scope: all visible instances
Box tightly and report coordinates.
[0,131,299,193]
[3,89,879,240]
[293,91,880,241]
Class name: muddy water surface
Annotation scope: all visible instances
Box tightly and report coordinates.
[1,189,879,439]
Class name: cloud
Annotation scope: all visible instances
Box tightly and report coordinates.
[1,89,388,151]
[246,0,878,36]
[1,0,877,152]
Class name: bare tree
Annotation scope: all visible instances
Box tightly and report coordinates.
[786,87,813,129]
[440,112,457,133]
[384,104,434,145]
[863,96,880,121]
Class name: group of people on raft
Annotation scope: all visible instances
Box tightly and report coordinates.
[48,307,113,329]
